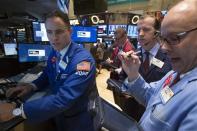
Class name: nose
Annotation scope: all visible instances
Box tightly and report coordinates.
[138,29,144,37]
[50,32,58,42]
[161,42,170,54]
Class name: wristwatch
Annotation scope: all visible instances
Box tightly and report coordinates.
[12,108,22,117]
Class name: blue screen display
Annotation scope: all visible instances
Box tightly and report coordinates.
[127,25,138,38]
[18,43,52,63]
[108,24,127,36]
[32,22,49,42]
[71,26,97,43]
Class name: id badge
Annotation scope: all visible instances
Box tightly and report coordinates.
[151,57,164,68]
[160,86,174,104]
[59,60,67,70]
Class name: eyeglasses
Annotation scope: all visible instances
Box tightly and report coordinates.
[160,27,197,45]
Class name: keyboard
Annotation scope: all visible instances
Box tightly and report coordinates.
[19,73,39,83]
[27,65,44,74]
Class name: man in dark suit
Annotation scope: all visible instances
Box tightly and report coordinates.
[117,15,172,121]
[137,15,172,82]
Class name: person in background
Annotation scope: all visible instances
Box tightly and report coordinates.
[137,15,172,83]
[96,40,104,74]
[0,10,96,131]
[123,14,172,121]
[119,0,197,130]
[106,27,134,69]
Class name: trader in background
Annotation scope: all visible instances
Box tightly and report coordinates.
[125,14,172,121]
[0,10,96,131]
[106,27,134,69]
[119,0,197,130]
[137,15,172,82]
[106,27,134,81]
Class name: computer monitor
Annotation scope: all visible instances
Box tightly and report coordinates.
[17,28,26,42]
[71,26,97,43]
[108,24,127,36]
[96,25,108,36]
[32,22,49,42]
[127,25,138,38]
[3,43,17,56]
[18,43,52,63]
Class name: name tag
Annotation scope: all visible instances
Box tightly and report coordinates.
[151,57,164,68]
[59,60,67,70]
[60,73,68,79]
[160,86,174,104]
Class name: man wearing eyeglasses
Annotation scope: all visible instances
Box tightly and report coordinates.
[118,0,197,130]
[0,11,96,131]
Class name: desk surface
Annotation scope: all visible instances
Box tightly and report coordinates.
[0,65,44,131]
[0,117,24,131]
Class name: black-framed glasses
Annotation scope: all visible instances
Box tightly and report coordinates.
[160,27,197,45]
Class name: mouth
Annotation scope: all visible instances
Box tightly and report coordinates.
[170,57,180,63]
[139,40,148,46]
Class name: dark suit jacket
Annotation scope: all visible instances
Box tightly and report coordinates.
[138,47,172,83]
[117,47,172,121]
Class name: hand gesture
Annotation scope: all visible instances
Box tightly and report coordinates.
[118,51,141,81]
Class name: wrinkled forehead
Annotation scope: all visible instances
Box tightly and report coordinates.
[161,0,197,36]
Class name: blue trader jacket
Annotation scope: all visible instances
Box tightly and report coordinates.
[122,67,197,131]
[23,42,96,131]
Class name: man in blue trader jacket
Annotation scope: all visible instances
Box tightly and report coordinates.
[118,0,197,130]
[0,10,96,131]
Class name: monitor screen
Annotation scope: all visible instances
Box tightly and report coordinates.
[18,43,52,63]
[71,26,97,43]
[32,22,49,42]
[127,25,138,38]
[108,24,127,36]
[17,28,26,42]
[3,43,17,56]
[96,25,108,36]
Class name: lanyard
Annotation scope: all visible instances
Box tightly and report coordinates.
[163,73,180,88]
[163,74,173,88]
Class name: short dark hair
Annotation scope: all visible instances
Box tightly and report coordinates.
[44,10,71,28]
[139,15,160,31]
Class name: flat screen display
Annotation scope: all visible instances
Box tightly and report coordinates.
[17,28,26,42]
[32,22,49,42]
[108,24,127,36]
[18,43,52,63]
[71,26,97,43]
[96,25,108,36]
[127,25,138,38]
[3,43,17,56]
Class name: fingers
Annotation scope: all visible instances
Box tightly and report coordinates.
[6,87,23,98]
[118,51,140,65]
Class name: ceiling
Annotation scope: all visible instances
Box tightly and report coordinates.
[0,0,59,28]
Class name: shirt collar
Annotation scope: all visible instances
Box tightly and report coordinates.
[179,67,197,79]
[142,43,160,57]
[59,42,71,59]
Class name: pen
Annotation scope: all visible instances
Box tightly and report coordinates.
[127,50,141,58]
